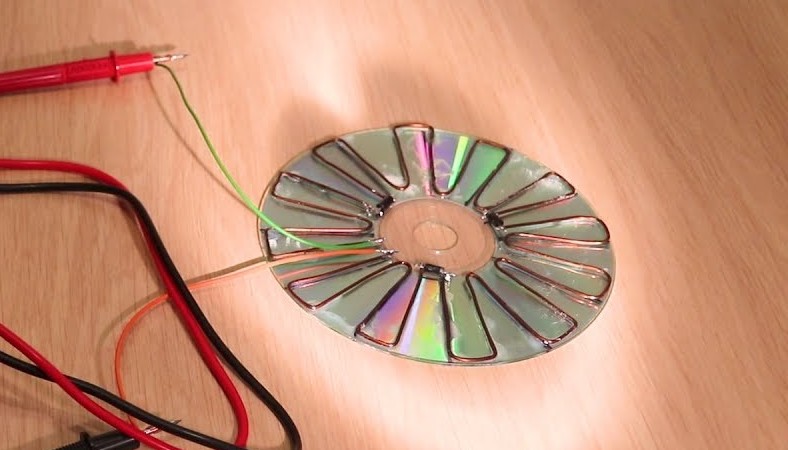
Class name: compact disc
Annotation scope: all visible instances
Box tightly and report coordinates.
[258,123,615,365]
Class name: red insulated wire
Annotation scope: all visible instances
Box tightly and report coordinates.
[0,159,250,447]
[0,322,179,450]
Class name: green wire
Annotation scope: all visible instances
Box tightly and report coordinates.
[156,63,375,251]
[448,135,470,189]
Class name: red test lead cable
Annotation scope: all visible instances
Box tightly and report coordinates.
[0,159,249,447]
[0,322,178,450]
[0,51,186,94]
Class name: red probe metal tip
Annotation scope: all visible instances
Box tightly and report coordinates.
[152,53,189,64]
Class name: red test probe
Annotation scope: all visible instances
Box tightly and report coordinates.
[0,51,186,94]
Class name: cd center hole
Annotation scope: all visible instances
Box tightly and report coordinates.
[413,221,458,251]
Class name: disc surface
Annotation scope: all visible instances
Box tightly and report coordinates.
[259,124,615,365]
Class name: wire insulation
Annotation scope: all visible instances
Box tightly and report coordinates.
[115,249,377,426]
[0,348,244,449]
[155,63,374,251]
[0,159,250,447]
[0,322,178,450]
[0,180,302,449]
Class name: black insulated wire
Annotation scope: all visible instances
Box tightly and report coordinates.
[0,182,301,450]
[0,350,242,450]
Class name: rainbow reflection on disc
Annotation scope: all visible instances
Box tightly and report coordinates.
[258,123,615,365]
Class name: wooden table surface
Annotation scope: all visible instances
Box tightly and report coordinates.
[1,1,786,449]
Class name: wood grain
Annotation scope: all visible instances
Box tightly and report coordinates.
[1,1,786,449]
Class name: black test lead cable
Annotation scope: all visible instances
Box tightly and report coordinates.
[0,182,301,450]
[0,350,242,450]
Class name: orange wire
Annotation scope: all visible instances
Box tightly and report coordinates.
[114,249,378,426]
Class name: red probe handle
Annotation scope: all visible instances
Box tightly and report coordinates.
[0,51,154,94]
